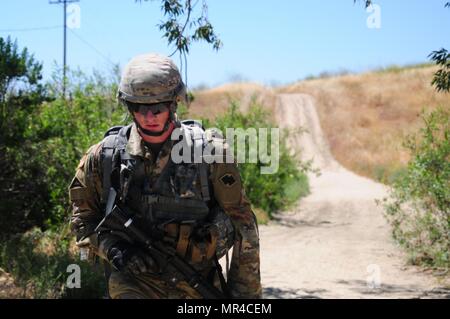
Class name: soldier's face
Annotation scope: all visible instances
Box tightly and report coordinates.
[133,103,170,132]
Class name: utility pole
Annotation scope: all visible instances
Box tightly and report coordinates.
[49,0,79,97]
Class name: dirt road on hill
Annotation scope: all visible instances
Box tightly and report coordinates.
[258,93,449,299]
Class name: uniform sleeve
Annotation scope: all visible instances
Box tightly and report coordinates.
[68,142,120,260]
[210,160,262,299]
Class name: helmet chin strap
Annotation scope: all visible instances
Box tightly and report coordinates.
[127,101,178,137]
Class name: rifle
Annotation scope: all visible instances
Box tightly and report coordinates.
[94,188,225,299]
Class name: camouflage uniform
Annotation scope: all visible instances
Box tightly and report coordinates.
[68,54,262,299]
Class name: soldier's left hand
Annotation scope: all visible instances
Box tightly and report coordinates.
[107,242,159,275]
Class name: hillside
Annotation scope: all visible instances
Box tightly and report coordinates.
[190,65,449,183]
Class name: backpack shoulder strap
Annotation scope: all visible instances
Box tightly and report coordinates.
[104,125,124,138]
[181,120,211,202]
[100,124,131,205]
[101,134,117,205]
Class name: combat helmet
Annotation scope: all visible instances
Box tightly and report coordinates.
[117,53,186,136]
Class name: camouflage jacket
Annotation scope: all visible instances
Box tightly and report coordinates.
[68,123,262,298]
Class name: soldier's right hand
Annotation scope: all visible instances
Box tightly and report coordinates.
[107,241,159,275]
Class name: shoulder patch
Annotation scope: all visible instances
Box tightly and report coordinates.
[70,177,84,188]
[220,173,236,187]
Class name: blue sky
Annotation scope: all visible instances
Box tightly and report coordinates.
[1,0,449,88]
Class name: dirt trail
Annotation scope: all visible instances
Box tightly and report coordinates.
[259,93,449,299]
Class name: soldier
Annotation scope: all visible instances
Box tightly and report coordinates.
[68,53,262,299]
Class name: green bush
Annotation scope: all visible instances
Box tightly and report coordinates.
[0,37,55,237]
[197,98,311,218]
[0,45,124,297]
[31,70,126,227]
[1,74,127,235]
[0,226,105,299]
[380,107,450,269]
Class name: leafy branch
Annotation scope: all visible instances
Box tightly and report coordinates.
[137,0,222,55]
[429,48,450,92]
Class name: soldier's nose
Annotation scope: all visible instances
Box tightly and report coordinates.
[144,111,157,120]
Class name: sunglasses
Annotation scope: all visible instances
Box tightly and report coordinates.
[128,101,171,116]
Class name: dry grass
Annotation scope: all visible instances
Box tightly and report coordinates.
[0,268,23,298]
[185,65,448,184]
[278,65,450,183]
[187,82,277,120]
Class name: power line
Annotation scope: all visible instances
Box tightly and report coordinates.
[67,28,117,67]
[0,25,62,32]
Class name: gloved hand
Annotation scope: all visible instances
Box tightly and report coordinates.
[107,241,159,275]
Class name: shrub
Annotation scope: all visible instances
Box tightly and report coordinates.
[197,98,311,218]
[0,226,105,298]
[380,107,450,269]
